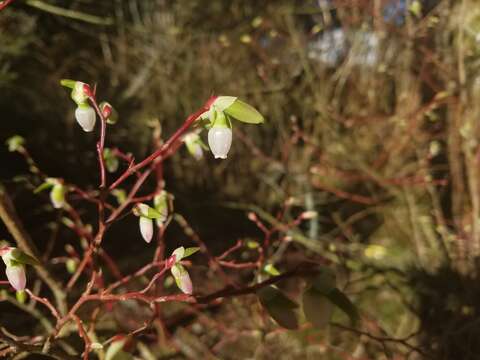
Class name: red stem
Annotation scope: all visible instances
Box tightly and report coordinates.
[109,102,211,190]
[0,0,14,12]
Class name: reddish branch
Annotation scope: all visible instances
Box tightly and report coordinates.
[0,0,14,12]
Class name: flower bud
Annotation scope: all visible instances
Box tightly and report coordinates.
[75,105,96,132]
[183,133,204,160]
[50,183,66,209]
[153,191,168,227]
[71,81,91,105]
[208,125,232,159]
[5,264,26,291]
[171,264,193,294]
[139,216,154,243]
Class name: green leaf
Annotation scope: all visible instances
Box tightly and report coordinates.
[264,263,280,276]
[33,181,54,194]
[135,203,164,219]
[256,286,298,330]
[172,247,185,262]
[10,248,40,266]
[302,288,334,329]
[183,247,200,258]
[6,135,25,152]
[104,148,119,173]
[112,189,127,205]
[212,96,237,112]
[224,99,264,124]
[60,79,77,89]
[325,288,359,326]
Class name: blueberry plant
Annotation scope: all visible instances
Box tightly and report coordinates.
[0,79,358,358]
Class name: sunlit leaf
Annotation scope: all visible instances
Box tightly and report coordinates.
[224,99,264,124]
[264,263,280,276]
[212,96,237,112]
[183,247,200,259]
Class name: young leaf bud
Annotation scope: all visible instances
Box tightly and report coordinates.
[75,105,96,132]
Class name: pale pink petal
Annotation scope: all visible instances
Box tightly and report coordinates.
[6,265,26,291]
[139,217,154,243]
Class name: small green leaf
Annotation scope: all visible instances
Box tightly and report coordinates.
[60,79,77,89]
[104,148,119,173]
[257,286,298,330]
[183,247,200,258]
[224,99,264,124]
[302,288,334,329]
[172,247,185,262]
[112,189,127,204]
[33,181,54,194]
[10,248,40,266]
[325,288,359,326]
[135,203,164,219]
[264,263,280,276]
[6,135,25,152]
[212,96,238,112]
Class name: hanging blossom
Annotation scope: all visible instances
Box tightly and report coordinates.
[168,246,199,295]
[133,202,166,243]
[0,247,39,291]
[199,96,264,160]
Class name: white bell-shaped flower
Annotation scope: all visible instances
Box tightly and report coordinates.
[5,264,26,291]
[139,216,154,243]
[75,105,96,132]
[208,125,232,159]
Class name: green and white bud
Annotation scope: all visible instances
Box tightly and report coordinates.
[183,132,204,160]
[50,183,66,209]
[70,81,90,105]
[208,111,232,159]
[171,264,193,295]
[153,191,168,227]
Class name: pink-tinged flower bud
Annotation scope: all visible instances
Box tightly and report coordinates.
[139,216,154,243]
[208,125,232,159]
[171,264,193,294]
[6,265,26,291]
[75,105,96,132]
